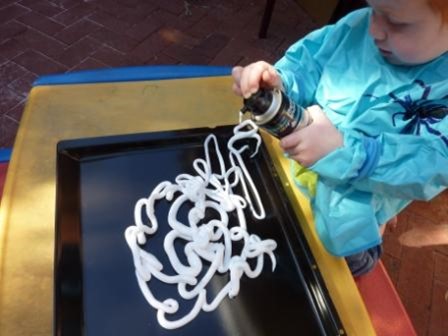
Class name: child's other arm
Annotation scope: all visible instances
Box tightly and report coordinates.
[280,105,343,166]
[309,125,448,201]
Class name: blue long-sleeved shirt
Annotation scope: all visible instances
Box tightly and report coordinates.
[275,8,448,256]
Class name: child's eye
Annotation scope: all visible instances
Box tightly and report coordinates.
[388,20,410,30]
[390,21,408,27]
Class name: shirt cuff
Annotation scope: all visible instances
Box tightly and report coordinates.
[310,131,378,182]
[274,67,305,105]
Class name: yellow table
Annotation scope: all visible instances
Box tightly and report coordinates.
[0,72,374,335]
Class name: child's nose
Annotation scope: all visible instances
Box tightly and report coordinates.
[369,12,387,41]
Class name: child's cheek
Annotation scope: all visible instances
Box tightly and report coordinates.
[389,40,423,65]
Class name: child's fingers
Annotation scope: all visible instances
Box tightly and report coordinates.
[231,66,243,96]
[261,70,273,87]
[284,144,304,157]
[235,61,280,98]
[232,66,243,83]
[241,65,263,98]
[261,67,280,88]
[232,83,243,96]
[280,130,303,151]
[240,62,272,98]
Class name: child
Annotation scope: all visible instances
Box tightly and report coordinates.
[232,0,448,276]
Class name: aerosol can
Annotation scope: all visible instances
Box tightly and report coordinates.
[240,88,312,138]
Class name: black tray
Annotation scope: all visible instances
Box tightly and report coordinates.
[55,125,344,336]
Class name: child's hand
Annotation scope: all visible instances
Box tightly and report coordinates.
[280,105,343,167]
[232,61,282,98]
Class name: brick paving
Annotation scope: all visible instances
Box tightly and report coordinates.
[0,0,317,147]
[0,0,447,335]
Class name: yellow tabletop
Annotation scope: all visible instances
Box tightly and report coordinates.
[0,75,374,335]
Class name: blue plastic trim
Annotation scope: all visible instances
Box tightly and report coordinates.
[0,148,12,163]
[33,65,232,86]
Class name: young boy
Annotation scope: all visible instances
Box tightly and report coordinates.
[232,0,448,276]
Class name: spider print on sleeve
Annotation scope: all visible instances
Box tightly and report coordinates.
[389,80,448,146]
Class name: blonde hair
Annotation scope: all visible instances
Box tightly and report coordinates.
[428,0,448,22]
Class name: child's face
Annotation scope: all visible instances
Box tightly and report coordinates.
[367,0,448,65]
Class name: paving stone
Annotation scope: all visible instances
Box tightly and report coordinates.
[0,38,26,60]
[51,2,95,26]
[195,33,230,59]
[91,45,138,67]
[7,70,38,100]
[188,14,224,39]
[153,8,202,31]
[164,43,211,65]
[0,114,20,148]
[117,6,151,24]
[382,211,411,259]
[0,55,7,66]
[90,0,132,19]
[157,27,200,49]
[0,20,28,43]
[55,18,102,45]
[0,0,20,9]
[0,87,23,115]
[13,49,66,74]
[414,190,448,223]
[0,61,28,86]
[145,53,179,65]
[19,0,65,17]
[396,247,434,336]
[88,10,132,34]
[5,101,26,123]
[434,252,448,283]
[57,36,99,68]
[128,32,172,63]
[175,4,209,28]
[116,0,141,6]
[70,57,109,71]
[0,4,30,23]
[428,280,448,336]
[89,26,139,53]
[46,0,79,11]
[124,15,163,43]
[157,0,185,15]
[16,10,65,36]
[435,244,448,257]
[15,27,68,58]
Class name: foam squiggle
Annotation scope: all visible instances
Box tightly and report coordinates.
[125,120,277,329]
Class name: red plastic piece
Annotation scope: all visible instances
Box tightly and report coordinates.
[355,261,417,336]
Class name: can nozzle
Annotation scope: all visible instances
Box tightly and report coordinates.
[241,89,273,116]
